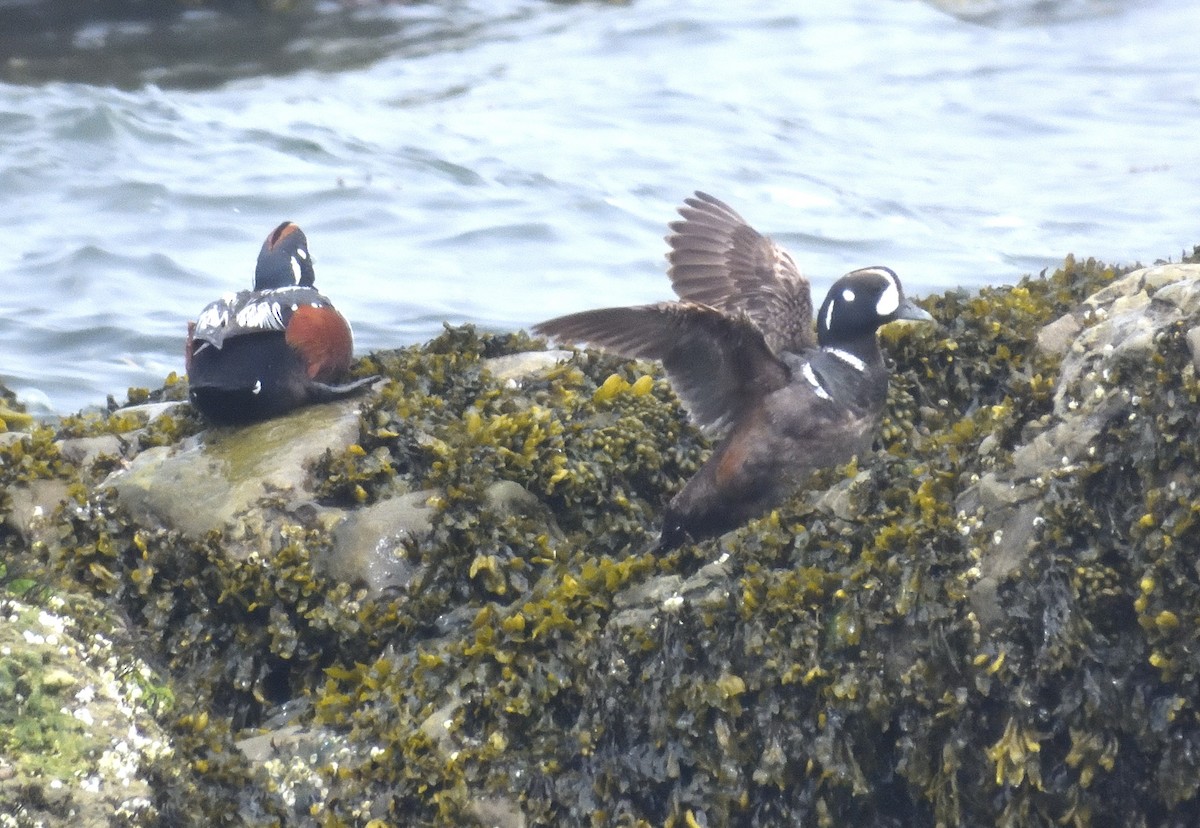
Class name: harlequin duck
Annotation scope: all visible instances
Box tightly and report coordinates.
[186,221,376,425]
[534,191,933,551]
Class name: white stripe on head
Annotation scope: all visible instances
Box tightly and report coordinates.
[291,256,303,284]
[823,297,836,332]
[875,269,900,317]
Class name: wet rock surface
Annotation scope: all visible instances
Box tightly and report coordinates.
[6,253,1200,825]
[964,263,1200,624]
[105,398,364,552]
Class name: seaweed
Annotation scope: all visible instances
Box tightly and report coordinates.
[16,253,1200,825]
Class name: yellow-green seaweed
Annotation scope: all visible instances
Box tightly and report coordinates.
[10,252,1200,825]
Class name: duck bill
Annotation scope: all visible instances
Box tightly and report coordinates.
[893,297,934,323]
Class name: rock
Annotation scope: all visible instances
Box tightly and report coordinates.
[235,724,308,764]
[1187,326,1200,373]
[816,471,872,522]
[6,478,71,546]
[468,797,527,828]
[20,273,1200,828]
[57,433,126,469]
[1035,312,1082,358]
[0,595,171,825]
[484,480,564,540]
[104,398,364,553]
[483,350,572,385]
[1082,262,1200,311]
[117,401,187,423]
[233,722,369,820]
[966,263,1200,622]
[322,490,435,596]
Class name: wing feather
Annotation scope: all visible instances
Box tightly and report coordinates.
[190,286,331,349]
[665,191,816,355]
[534,302,791,433]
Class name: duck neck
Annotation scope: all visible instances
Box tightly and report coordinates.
[818,333,884,369]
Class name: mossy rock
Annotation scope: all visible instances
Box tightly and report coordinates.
[0,594,171,825]
[10,251,1200,825]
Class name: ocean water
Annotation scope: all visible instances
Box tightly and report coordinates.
[1,0,1198,415]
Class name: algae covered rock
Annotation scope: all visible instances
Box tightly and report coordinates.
[0,594,172,825]
[11,252,1200,826]
[105,397,364,551]
[0,382,34,434]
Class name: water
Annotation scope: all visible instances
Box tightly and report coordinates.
[1,0,1198,415]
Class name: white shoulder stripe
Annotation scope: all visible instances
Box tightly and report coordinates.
[196,304,229,330]
[235,300,286,331]
[801,363,833,401]
[827,348,866,372]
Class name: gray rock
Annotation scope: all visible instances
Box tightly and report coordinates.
[1035,312,1083,358]
[1187,326,1200,373]
[968,264,1200,622]
[6,478,71,547]
[1082,262,1200,311]
[117,401,187,422]
[0,595,170,826]
[468,797,527,828]
[235,724,307,763]
[104,399,364,554]
[234,722,363,819]
[610,555,732,634]
[483,350,572,386]
[814,470,874,522]
[57,433,126,469]
[484,480,565,540]
[322,490,435,596]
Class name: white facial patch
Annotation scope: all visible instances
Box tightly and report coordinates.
[875,272,900,317]
[291,256,303,284]
[296,247,308,260]
[801,363,832,401]
[823,298,836,332]
[842,288,856,303]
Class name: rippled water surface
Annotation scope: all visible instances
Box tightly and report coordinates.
[2,0,1198,414]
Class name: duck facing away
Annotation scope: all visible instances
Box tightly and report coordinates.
[186,222,376,425]
[534,192,933,551]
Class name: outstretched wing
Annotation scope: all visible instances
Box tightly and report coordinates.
[666,191,816,355]
[534,302,791,433]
